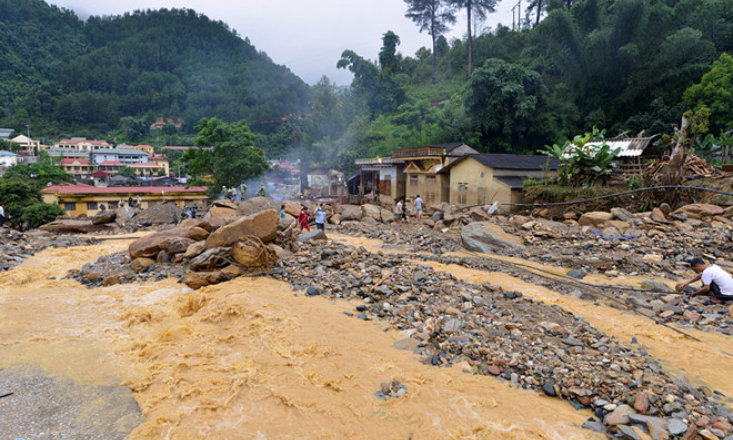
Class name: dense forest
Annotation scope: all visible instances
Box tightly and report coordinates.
[0,0,309,142]
[2,0,733,173]
[300,0,733,171]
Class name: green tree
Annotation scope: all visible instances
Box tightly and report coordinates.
[405,0,457,83]
[379,31,402,75]
[185,117,269,189]
[21,203,66,229]
[684,53,733,134]
[1,157,74,189]
[117,166,138,179]
[448,0,497,77]
[464,59,549,151]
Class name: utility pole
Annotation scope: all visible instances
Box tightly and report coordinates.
[511,0,522,31]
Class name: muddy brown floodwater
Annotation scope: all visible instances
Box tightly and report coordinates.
[0,235,603,439]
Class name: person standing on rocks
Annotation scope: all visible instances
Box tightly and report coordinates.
[128,195,133,207]
[298,206,311,232]
[136,195,142,208]
[395,197,405,224]
[315,204,327,231]
[414,194,424,222]
[0,202,5,228]
[679,257,733,303]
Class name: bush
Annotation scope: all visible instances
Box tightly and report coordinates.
[21,203,66,229]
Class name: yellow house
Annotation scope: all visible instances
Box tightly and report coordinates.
[10,135,45,154]
[393,142,478,205]
[53,138,113,151]
[130,162,165,177]
[148,154,170,175]
[57,158,97,178]
[437,154,559,210]
[42,183,209,216]
[120,144,155,154]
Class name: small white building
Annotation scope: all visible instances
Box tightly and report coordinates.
[0,150,18,167]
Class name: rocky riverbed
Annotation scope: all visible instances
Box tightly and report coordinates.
[0,228,100,273]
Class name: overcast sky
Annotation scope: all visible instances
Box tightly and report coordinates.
[47,0,516,86]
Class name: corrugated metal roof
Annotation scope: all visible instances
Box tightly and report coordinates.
[580,137,652,158]
[469,154,559,170]
[494,176,534,189]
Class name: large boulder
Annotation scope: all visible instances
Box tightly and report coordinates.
[115,206,136,226]
[188,247,232,271]
[159,236,195,255]
[340,205,363,221]
[674,203,724,219]
[204,209,279,249]
[380,207,396,223]
[182,241,207,260]
[236,196,280,216]
[39,219,115,234]
[187,226,210,241]
[231,240,277,268]
[361,204,382,220]
[138,202,182,226]
[296,230,328,243]
[461,222,524,254]
[578,211,613,228]
[610,207,633,223]
[182,271,223,290]
[91,211,116,225]
[212,199,237,209]
[129,226,191,258]
[284,203,303,218]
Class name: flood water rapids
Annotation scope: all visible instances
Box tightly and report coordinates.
[0,232,730,439]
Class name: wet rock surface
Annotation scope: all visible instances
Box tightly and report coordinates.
[0,366,142,440]
[0,229,100,273]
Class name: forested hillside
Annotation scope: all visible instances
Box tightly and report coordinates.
[0,0,309,139]
[303,0,733,171]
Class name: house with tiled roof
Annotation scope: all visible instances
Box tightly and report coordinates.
[57,158,97,178]
[53,138,113,151]
[41,182,209,216]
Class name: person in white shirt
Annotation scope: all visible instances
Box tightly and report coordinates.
[315,204,327,231]
[679,257,733,303]
[414,195,424,221]
[395,198,405,224]
[0,202,5,228]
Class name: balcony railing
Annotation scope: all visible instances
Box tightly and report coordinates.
[392,147,443,158]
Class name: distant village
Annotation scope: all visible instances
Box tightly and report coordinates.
[0,126,663,218]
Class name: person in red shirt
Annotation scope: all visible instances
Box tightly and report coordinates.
[298,206,310,231]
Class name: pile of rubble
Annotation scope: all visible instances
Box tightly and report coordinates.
[270,240,733,440]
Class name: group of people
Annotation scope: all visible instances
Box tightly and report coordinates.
[117,195,143,209]
[280,204,328,232]
[395,194,423,224]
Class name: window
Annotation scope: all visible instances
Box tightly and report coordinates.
[409,175,418,186]
[86,202,98,210]
[64,202,76,211]
[109,201,119,209]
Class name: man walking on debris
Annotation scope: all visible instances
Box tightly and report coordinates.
[678,257,733,303]
[315,203,327,231]
[395,197,405,224]
[414,194,424,222]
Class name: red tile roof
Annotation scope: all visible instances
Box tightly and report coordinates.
[59,139,109,145]
[162,146,195,150]
[130,162,162,167]
[99,161,124,166]
[58,158,92,165]
[92,171,109,177]
[42,183,208,195]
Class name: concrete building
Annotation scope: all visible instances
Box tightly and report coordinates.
[0,128,13,140]
[148,154,170,175]
[57,158,97,179]
[42,182,209,216]
[353,156,406,200]
[53,138,113,151]
[437,154,559,209]
[130,162,165,177]
[92,149,149,166]
[119,144,155,154]
[395,142,479,205]
[98,161,124,174]
[10,135,44,155]
[0,150,18,167]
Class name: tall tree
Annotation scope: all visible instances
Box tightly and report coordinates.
[405,0,456,83]
[379,31,402,75]
[448,0,497,77]
[184,117,269,189]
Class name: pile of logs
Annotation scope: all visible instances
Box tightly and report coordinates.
[647,155,723,180]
